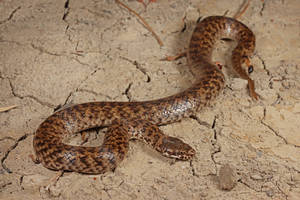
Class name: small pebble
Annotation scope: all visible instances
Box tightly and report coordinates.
[218,164,237,191]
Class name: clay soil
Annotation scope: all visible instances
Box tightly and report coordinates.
[1,0,300,199]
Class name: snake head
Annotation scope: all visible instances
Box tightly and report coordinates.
[159,136,195,160]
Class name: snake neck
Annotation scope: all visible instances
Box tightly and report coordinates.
[143,62,225,125]
[188,16,255,63]
[188,16,255,84]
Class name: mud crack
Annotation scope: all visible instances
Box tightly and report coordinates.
[0,180,12,191]
[0,136,15,142]
[0,39,22,46]
[210,129,220,165]
[209,116,221,176]
[237,179,261,192]
[256,53,269,76]
[1,134,28,173]
[238,178,287,199]
[8,78,55,108]
[31,43,63,56]
[122,82,133,101]
[77,89,113,100]
[58,65,105,109]
[0,6,21,25]
[190,115,219,172]
[62,0,70,20]
[256,53,275,90]
[259,0,266,16]
[189,160,199,177]
[189,115,211,129]
[274,181,288,200]
[261,120,288,145]
[119,56,151,83]
[261,107,299,148]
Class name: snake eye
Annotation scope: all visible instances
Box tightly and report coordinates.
[248,65,253,74]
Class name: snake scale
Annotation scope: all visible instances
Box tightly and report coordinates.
[33,16,257,174]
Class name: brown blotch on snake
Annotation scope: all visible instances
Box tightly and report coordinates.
[33,16,257,174]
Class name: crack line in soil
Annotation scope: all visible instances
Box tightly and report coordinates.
[237,179,262,192]
[30,43,63,56]
[189,115,211,129]
[119,56,151,83]
[274,180,288,200]
[122,82,133,102]
[261,120,299,148]
[77,88,113,100]
[255,53,276,90]
[1,134,28,173]
[0,136,15,142]
[0,181,12,190]
[62,0,70,20]
[8,78,55,108]
[0,39,22,46]
[190,114,219,174]
[256,53,269,76]
[210,129,220,166]
[259,1,266,16]
[58,64,104,109]
[19,175,24,190]
[189,160,199,177]
[0,6,21,25]
[261,107,299,148]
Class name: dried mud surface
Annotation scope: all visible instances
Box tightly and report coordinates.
[1,0,300,199]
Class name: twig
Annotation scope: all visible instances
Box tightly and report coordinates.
[233,0,250,19]
[115,0,164,47]
[0,105,17,112]
[160,52,187,61]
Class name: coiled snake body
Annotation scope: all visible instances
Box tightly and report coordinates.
[33,16,256,174]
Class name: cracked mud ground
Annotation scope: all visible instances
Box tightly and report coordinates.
[0,0,300,199]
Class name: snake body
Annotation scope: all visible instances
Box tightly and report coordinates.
[33,16,256,174]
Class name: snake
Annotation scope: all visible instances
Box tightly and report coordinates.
[33,16,257,174]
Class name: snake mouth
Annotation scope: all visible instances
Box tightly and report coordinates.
[178,148,196,160]
[159,138,196,160]
[159,136,196,160]
[162,148,195,161]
